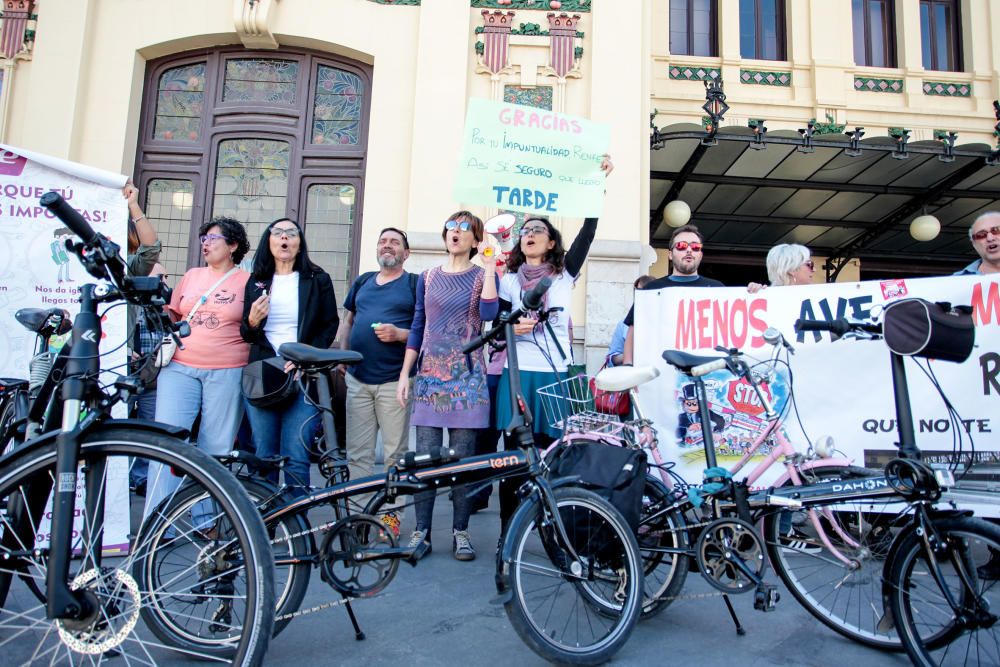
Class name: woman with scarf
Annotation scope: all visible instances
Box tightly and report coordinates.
[496,155,613,529]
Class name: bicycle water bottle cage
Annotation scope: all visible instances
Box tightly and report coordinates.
[398,446,459,472]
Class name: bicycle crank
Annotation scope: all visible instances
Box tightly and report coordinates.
[695,517,767,594]
[319,515,400,597]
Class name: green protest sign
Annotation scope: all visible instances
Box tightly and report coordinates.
[453,98,610,217]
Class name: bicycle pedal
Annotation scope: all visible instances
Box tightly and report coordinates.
[405,541,431,566]
[753,583,780,612]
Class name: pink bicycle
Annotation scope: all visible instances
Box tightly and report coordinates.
[539,328,906,650]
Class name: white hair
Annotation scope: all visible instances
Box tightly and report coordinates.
[766,244,811,286]
[970,211,1000,239]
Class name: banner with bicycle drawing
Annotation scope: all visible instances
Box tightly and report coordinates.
[0,144,130,552]
[633,274,1000,515]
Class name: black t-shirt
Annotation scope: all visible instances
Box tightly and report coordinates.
[344,272,417,384]
[623,274,725,327]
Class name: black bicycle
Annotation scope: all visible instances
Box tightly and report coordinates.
[228,276,644,665]
[0,193,275,665]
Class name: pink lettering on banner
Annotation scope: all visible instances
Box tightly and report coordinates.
[0,149,27,176]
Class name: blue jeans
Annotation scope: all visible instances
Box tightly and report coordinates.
[144,362,244,523]
[245,390,319,498]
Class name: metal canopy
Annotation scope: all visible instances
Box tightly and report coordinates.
[650,122,1000,277]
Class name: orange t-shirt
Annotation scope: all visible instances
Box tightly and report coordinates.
[169,267,250,369]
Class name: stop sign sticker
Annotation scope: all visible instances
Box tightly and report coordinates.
[727,378,772,416]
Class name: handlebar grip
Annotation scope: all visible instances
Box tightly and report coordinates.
[522,276,552,311]
[690,358,728,377]
[462,335,484,355]
[794,318,851,336]
[40,192,97,244]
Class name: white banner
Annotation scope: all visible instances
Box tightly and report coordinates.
[0,144,129,552]
[633,274,1000,513]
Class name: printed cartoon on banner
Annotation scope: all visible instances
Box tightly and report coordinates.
[632,274,1000,516]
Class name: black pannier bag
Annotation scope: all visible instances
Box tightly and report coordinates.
[547,441,647,563]
[882,298,975,363]
[241,356,297,408]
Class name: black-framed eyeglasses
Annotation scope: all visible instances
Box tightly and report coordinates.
[520,224,549,237]
[269,226,300,238]
[445,220,472,232]
[972,225,1000,241]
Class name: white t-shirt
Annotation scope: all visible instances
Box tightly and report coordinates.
[264,272,300,352]
[499,271,575,372]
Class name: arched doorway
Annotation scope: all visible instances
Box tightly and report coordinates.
[134,46,372,301]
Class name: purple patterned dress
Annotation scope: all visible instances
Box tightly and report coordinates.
[406,265,499,428]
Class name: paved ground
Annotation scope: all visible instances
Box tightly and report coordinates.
[263,493,911,667]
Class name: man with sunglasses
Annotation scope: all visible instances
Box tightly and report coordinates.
[955,212,1000,275]
[622,224,723,364]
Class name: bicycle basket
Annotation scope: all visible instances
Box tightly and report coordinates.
[538,374,594,427]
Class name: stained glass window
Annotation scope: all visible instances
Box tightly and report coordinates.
[145,179,195,286]
[305,184,355,300]
[212,139,291,265]
[223,58,299,104]
[503,86,553,110]
[312,66,365,145]
[153,63,205,142]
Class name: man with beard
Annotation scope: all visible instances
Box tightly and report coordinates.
[337,227,418,536]
[622,224,723,364]
[955,211,1000,275]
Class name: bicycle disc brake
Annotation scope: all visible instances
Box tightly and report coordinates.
[319,515,399,597]
[695,517,766,594]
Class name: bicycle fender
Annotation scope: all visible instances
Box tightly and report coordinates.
[878,509,975,611]
[495,492,544,596]
[0,419,190,465]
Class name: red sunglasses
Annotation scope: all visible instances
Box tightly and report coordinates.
[672,241,703,252]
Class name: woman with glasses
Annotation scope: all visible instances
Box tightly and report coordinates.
[397,211,498,561]
[240,218,339,496]
[146,217,251,512]
[495,155,614,530]
[748,243,816,291]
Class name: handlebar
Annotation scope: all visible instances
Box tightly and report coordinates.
[794,317,882,337]
[40,191,97,243]
[462,276,553,355]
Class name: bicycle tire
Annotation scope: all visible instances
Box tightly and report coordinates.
[888,515,1000,666]
[219,475,313,637]
[502,486,642,665]
[637,475,690,619]
[763,464,905,650]
[0,427,274,665]
[0,390,23,456]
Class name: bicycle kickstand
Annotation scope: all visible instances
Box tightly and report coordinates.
[343,597,366,641]
[721,594,746,636]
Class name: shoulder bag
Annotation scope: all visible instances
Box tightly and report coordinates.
[155,268,238,368]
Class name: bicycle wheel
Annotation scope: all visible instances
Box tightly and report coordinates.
[888,516,1000,666]
[638,475,689,618]
[220,475,313,637]
[501,486,642,665]
[0,426,274,665]
[0,389,24,456]
[763,465,905,650]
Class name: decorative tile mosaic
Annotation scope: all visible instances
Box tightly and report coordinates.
[739,69,791,87]
[668,65,721,82]
[853,76,903,93]
[504,85,553,110]
[922,80,971,97]
[471,0,591,12]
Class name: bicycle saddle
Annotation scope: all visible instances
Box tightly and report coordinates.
[594,365,659,392]
[661,349,725,374]
[15,308,72,335]
[278,342,363,368]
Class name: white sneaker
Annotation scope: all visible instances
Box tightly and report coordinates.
[407,529,431,559]
[781,529,822,555]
